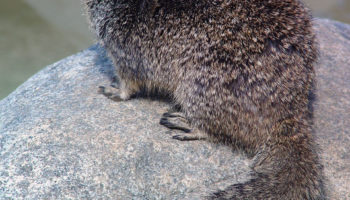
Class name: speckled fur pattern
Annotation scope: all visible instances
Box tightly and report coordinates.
[82,0,326,199]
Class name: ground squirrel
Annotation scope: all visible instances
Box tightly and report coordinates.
[83,0,326,199]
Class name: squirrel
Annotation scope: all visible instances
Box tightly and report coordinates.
[82,0,326,199]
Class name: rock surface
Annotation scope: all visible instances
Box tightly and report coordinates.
[313,19,350,199]
[0,18,349,199]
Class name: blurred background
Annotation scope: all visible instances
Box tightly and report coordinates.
[1,0,350,100]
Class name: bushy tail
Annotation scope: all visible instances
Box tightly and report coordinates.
[209,138,326,200]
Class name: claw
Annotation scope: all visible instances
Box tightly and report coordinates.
[160,116,191,133]
[160,111,208,141]
[173,135,206,141]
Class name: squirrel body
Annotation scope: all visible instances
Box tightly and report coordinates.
[83,0,326,199]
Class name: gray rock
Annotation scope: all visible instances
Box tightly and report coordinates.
[0,18,349,199]
[313,19,350,200]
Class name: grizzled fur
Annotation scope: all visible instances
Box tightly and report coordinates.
[82,0,326,199]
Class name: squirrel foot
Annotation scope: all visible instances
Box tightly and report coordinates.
[160,111,207,141]
[98,85,124,102]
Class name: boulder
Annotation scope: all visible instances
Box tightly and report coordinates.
[0,18,349,199]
